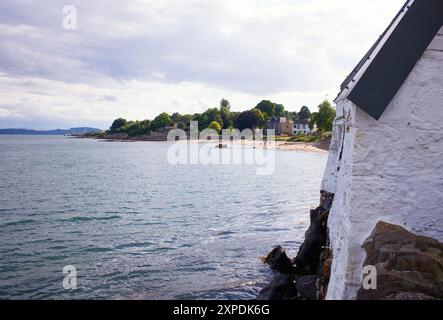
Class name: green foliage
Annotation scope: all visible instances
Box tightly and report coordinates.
[109,119,151,136]
[110,118,127,132]
[274,104,285,117]
[193,108,220,131]
[309,112,318,131]
[298,106,311,121]
[286,111,299,122]
[150,112,173,131]
[171,112,182,123]
[220,98,230,110]
[208,121,222,133]
[107,98,329,138]
[126,120,151,137]
[234,108,264,131]
[310,101,336,132]
[255,100,276,119]
[220,99,232,129]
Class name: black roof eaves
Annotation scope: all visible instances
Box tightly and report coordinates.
[347,0,443,120]
[335,0,412,103]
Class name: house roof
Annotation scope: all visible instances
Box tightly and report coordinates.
[336,0,443,120]
[294,119,309,125]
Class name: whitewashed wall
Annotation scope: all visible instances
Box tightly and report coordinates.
[323,33,443,300]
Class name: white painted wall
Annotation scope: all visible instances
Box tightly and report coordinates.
[323,33,443,300]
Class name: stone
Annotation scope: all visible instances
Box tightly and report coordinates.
[357,221,443,300]
[296,275,319,300]
[261,246,296,274]
[294,206,328,274]
[256,274,298,300]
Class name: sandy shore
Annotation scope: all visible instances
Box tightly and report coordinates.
[235,140,328,154]
[85,134,329,154]
[187,139,329,154]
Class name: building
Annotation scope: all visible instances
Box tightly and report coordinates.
[265,117,294,135]
[293,120,310,135]
[322,0,443,300]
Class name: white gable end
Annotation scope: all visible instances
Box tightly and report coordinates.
[324,26,443,300]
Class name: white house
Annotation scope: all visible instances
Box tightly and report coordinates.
[293,120,310,135]
[322,0,443,300]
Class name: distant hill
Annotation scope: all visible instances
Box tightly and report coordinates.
[0,127,103,135]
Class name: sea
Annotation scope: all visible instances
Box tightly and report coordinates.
[0,135,327,300]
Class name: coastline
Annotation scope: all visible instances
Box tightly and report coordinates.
[222,140,328,154]
[78,135,329,154]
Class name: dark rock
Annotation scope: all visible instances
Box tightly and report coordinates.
[357,221,443,300]
[294,207,329,274]
[385,292,437,300]
[296,275,319,300]
[256,274,298,300]
[257,191,335,300]
[262,246,296,274]
[320,191,335,211]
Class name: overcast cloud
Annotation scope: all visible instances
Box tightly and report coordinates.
[0,0,405,129]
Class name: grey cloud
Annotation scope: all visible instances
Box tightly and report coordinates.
[0,0,406,96]
[102,95,117,102]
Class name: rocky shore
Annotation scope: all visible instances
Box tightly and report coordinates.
[357,222,443,300]
[257,199,443,300]
[257,191,334,300]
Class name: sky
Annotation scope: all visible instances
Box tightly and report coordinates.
[0,0,406,130]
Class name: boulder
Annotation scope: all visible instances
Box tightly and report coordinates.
[357,221,443,300]
[261,246,296,274]
[256,274,298,300]
[294,206,328,274]
[296,275,319,300]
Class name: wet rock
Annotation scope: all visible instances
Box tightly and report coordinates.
[262,246,296,274]
[294,207,329,274]
[296,275,319,300]
[256,274,298,300]
[257,191,334,300]
[357,221,443,300]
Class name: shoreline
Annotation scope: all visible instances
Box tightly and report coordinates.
[78,135,329,154]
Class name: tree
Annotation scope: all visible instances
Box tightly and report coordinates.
[309,112,318,131]
[126,120,151,137]
[213,114,224,128]
[181,114,194,126]
[110,118,127,132]
[255,100,275,119]
[298,106,311,121]
[274,104,285,117]
[171,112,182,123]
[195,108,220,131]
[208,121,222,133]
[287,111,299,122]
[234,108,265,131]
[150,112,172,131]
[310,101,336,132]
[220,98,230,110]
[220,98,233,129]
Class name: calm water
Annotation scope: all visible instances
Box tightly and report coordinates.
[0,135,327,300]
